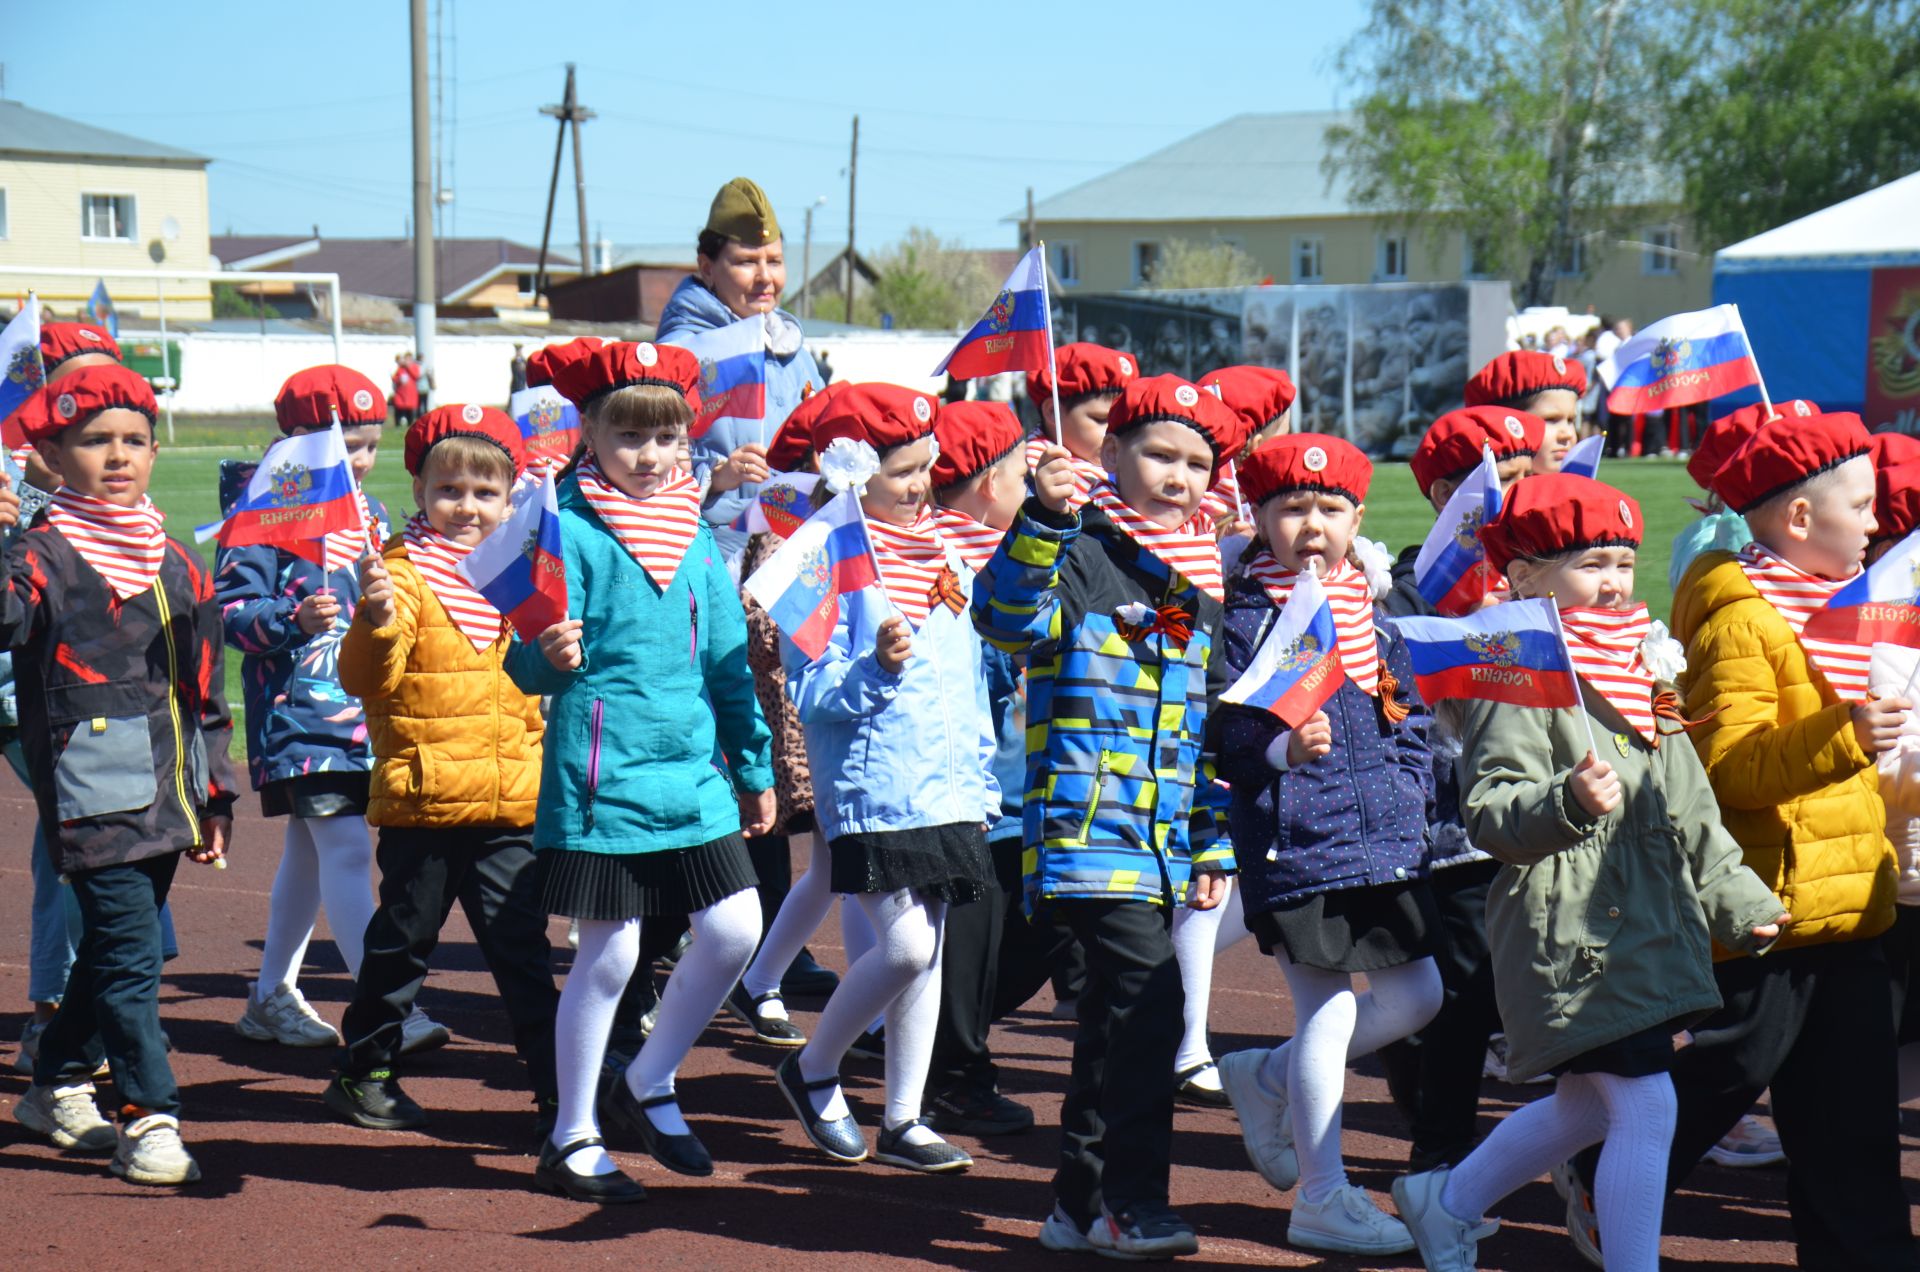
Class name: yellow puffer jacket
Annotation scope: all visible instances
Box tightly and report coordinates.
[339,542,543,828]
[1672,550,1897,952]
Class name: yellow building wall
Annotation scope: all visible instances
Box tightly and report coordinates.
[0,155,213,320]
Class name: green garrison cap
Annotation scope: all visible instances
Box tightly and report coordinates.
[705,177,782,246]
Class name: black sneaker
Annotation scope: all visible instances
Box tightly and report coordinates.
[1088,1202,1200,1259]
[925,1086,1034,1136]
[725,983,806,1046]
[324,1071,427,1130]
[847,1027,886,1061]
[874,1119,972,1173]
[781,949,841,997]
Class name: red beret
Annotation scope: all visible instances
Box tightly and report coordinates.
[1411,407,1543,497]
[273,365,386,434]
[811,383,939,454]
[1463,350,1588,407]
[1107,374,1248,490]
[33,365,157,441]
[1239,433,1371,507]
[1200,365,1296,438]
[1869,430,1920,471]
[932,401,1024,489]
[1712,411,1872,514]
[4,386,49,449]
[1479,473,1642,574]
[528,337,702,412]
[404,403,526,478]
[1028,342,1137,407]
[1688,399,1819,491]
[1875,461,1920,541]
[765,381,848,472]
[40,321,121,371]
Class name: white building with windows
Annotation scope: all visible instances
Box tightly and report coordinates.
[0,100,212,320]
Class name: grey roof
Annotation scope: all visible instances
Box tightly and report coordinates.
[210,236,577,302]
[1023,112,1354,223]
[608,242,698,269]
[0,100,209,164]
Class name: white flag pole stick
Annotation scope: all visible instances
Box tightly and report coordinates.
[1038,243,1065,450]
[1547,594,1601,756]
[849,488,905,622]
[332,403,378,565]
[1732,304,1776,421]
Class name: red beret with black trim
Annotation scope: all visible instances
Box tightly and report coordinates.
[404,403,526,478]
[1411,406,1543,497]
[1876,461,1920,542]
[1689,399,1819,491]
[1028,342,1137,408]
[1479,473,1642,574]
[40,321,122,371]
[274,364,387,434]
[810,383,939,454]
[1463,350,1588,407]
[765,381,848,472]
[1711,412,1872,514]
[1869,430,1920,471]
[1239,433,1371,507]
[932,400,1024,489]
[1107,374,1248,490]
[528,337,702,412]
[32,364,157,441]
[1200,365,1296,439]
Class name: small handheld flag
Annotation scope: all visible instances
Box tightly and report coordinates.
[934,246,1051,381]
[744,487,881,661]
[508,384,581,474]
[1597,304,1764,416]
[0,296,44,433]
[1414,446,1505,616]
[1805,525,1920,649]
[1393,598,1580,710]
[458,468,569,641]
[194,422,364,552]
[1558,433,1605,480]
[673,315,768,441]
[1221,571,1347,727]
[731,471,823,541]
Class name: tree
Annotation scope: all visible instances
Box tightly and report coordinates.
[1142,238,1266,290]
[1653,0,1920,250]
[212,283,277,320]
[860,227,1003,330]
[1327,0,1659,308]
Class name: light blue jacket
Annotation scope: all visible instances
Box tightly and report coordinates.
[656,275,824,559]
[783,575,1000,843]
[506,476,774,855]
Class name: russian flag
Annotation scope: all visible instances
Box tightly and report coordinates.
[1394,598,1580,708]
[0,296,44,435]
[675,314,768,440]
[194,422,364,552]
[1804,525,1920,648]
[459,468,569,641]
[730,471,822,541]
[1220,571,1347,727]
[1558,432,1605,480]
[1414,446,1504,616]
[934,246,1051,379]
[744,487,881,661]
[508,384,581,472]
[1598,304,1761,415]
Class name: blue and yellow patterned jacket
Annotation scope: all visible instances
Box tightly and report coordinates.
[972,496,1234,912]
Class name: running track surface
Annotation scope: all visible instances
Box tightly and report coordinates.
[3,798,1917,1270]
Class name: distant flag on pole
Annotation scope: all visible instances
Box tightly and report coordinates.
[1597,304,1762,415]
[458,468,569,641]
[194,421,364,552]
[1393,598,1580,709]
[0,296,45,431]
[730,472,824,541]
[674,314,768,440]
[1559,432,1605,480]
[85,280,118,339]
[1220,570,1346,727]
[1414,446,1505,616]
[933,246,1051,379]
[508,384,581,475]
[743,487,882,661]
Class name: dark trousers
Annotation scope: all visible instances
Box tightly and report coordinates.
[1379,858,1502,1168]
[339,826,559,1104]
[929,836,1022,1095]
[747,832,791,932]
[1054,899,1185,1224]
[35,852,181,1115]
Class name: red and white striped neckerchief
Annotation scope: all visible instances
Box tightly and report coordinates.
[401,516,505,651]
[320,491,385,572]
[1242,552,1380,694]
[1558,603,1658,741]
[45,489,167,601]
[866,510,959,626]
[1087,480,1224,603]
[1024,436,1104,512]
[575,459,705,593]
[1738,541,1872,701]
[933,506,1004,572]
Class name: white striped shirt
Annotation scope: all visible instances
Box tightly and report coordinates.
[1739,542,1872,702]
[867,512,956,626]
[45,489,166,601]
[1088,480,1224,603]
[933,507,1005,573]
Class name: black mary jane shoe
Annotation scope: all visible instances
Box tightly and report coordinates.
[725,983,807,1047]
[533,1136,646,1205]
[1175,1061,1232,1108]
[603,1080,713,1176]
[776,1052,868,1162]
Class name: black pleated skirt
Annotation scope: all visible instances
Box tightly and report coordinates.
[259,770,371,819]
[828,821,995,903]
[1555,1019,1684,1079]
[538,833,756,920]
[1245,879,1439,973]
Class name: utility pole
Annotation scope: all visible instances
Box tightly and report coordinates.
[536,64,597,298]
[1025,186,1036,252]
[802,195,826,322]
[409,0,435,388]
[844,115,858,325]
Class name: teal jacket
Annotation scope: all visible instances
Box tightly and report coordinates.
[506,476,774,856]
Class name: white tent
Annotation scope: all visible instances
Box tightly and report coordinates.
[1715,170,1920,273]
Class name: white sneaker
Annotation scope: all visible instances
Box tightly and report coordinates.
[1216,1048,1298,1191]
[111,1113,201,1185]
[1037,1204,1094,1253]
[1552,1160,1604,1268]
[1705,1113,1786,1167]
[399,1007,451,1056]
[234,984,341,1047]
[14,1081,117,1153]
[1286,1184,1416,1256]
[1392,1166,1498,1272]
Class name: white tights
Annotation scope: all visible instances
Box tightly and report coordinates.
[1442,1070,1678,1272]
[549,888,762,1175]
[1260,949,1443,1202]
[739,833,877,1016]
[797,888,946,1140]
[255,814,376,997]
[1170,879,1251,1074]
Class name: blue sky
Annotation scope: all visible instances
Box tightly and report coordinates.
[9,0,1367,256]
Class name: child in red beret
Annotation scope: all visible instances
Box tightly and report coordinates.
[1463,351,1587,473]
[1394,474,1785,1272]
[1210,434,1443,1257]
[1024,342,1137,511]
